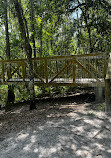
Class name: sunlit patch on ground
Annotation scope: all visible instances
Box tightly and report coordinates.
[0,94,111,158]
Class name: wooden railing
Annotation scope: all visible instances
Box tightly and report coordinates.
[0,53,108,87]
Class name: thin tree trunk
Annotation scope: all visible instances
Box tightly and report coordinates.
[13,0,36,110]
[5,0,10,112]
[4,0,15,112]
[50,25,53,52]
[40,20,43,57]
[29,0,36,58]
[19,0,29,40]
[5,2,10,60]
[87,27,93,53]
[77,0,93,53]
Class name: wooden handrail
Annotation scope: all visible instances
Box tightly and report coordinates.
[0,53,105,63]
[0,53,108,86]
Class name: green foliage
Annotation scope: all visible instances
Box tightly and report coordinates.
[0,0,110,59]
[86,112,96,117]
[72,0,111,53]
[0,85,7,107]
[14,85,29,102]
[97,103,105,111]
[0,85,29,106]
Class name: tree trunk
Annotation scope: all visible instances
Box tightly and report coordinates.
[13,0,36,110]
[105,79,111,112]
[29,0,36,58]
[105,53,111,113]
[4,0,15,112]
[5,0,10,60]
[39,19,43,57]
[77,0,93,53]
[87,27,93,53]
[5,0,10,77]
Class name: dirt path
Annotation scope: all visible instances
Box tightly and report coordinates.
[0,94,111,158]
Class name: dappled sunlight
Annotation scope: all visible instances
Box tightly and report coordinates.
[17,133,29,141]
[0,95,111,158]
[0,112,111,158]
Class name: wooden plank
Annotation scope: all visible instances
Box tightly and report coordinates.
[1,62,5,84]
[0,53,103,63]
[7,63,11,79]
[103,54,107,79]
[2,77,105,87]
[105,79,111,112]
[72,59,76,83]
[49,59,72,83]
[47,82,76,87]
[22,62,26,82]
[33,60,37,72]
[56,61,58,73]
[32,53,103,61]
[0,59,26,63]
[44,59,48,83]
[75,59,101,83]
[34,80,105,87]
[83,59,86,77]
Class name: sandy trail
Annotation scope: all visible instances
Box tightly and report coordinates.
[0,95,111,158]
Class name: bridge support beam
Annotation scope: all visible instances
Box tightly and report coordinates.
[95,87,104,102]
[105,79,111,112]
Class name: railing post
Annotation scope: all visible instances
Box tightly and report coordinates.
[1,62,5,84]
[45,59,48,84]
[103,53,107,79]
[22,62,26,82]
[72,57,76,83]
[33,59,37,74]
[56,60,58,73]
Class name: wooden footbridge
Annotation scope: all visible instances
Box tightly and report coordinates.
[0,53,108,87]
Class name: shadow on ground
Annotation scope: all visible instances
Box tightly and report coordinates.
[0,93,111,158]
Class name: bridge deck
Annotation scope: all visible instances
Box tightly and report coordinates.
[0,78,105,87]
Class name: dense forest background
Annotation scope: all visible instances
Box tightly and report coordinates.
[0,0,111,108]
